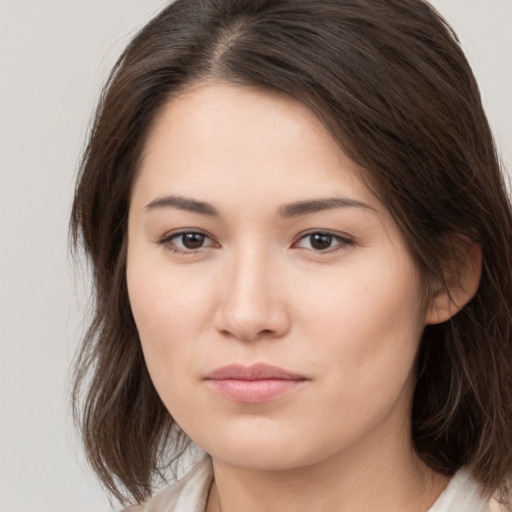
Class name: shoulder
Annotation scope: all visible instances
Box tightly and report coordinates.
[121,457,213,512]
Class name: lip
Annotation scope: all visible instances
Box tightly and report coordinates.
[204,363,307,403]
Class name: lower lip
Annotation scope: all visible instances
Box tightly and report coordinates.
[207,379,304,403]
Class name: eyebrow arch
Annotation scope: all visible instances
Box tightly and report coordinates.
[145,195,219,216]
[279,197,375,217]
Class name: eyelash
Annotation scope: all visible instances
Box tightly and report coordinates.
[157,230,354,255]
[292,231,354,253]
[158,230,218,255]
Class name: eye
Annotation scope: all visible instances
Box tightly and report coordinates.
[293,231,353,252]
[159,230,218,253]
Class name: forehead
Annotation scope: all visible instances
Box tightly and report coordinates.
[133,81,375,212]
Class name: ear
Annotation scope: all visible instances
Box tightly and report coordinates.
[426,243,482,325]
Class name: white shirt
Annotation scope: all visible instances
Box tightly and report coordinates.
[124,457,498,512]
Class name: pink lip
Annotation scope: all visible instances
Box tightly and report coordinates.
[205,363,307,403]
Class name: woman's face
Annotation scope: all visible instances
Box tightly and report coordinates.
[127,82,430,471]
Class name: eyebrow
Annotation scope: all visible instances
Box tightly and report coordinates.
[145,194,374,217]
[145,195,219,216]
[279,197,375,217]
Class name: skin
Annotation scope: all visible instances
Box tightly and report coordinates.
[126,82,475,512]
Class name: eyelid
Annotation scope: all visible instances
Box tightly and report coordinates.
[157,229,220,254]
[292,230,355,252]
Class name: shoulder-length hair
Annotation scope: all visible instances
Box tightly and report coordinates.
[71,0,512,505]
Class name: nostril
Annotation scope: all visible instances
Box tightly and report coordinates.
[242,329,276,341]
[219,327,279,342]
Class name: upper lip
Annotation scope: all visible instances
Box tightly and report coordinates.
[205,363,306,381]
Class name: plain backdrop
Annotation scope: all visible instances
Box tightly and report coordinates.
[0,1,510,511]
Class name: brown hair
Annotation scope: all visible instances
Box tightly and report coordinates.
[71,0,512,505]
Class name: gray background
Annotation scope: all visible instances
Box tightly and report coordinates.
[0,1,510,511]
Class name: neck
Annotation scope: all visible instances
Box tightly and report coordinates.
[206,414,449,512]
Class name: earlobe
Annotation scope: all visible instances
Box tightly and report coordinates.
[426,243,482,325]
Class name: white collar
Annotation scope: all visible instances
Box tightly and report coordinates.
[427,468,490,512]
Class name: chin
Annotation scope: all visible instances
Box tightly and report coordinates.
[190,422,338,473]
[209,443,315,472]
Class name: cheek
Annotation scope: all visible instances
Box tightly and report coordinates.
[126,252,217,383]
[296,258,425,383]
[288,266,424,450]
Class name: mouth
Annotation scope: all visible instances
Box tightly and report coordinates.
[204,363,307,403]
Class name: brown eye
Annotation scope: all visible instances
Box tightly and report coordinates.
[160,231,217,253]
[309,233,333,250]
[180,232,207,249]
[294,231,353,252]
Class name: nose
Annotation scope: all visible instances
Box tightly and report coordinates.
[213,248,291,341]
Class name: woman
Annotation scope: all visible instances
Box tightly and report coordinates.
[71,0,512,510]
